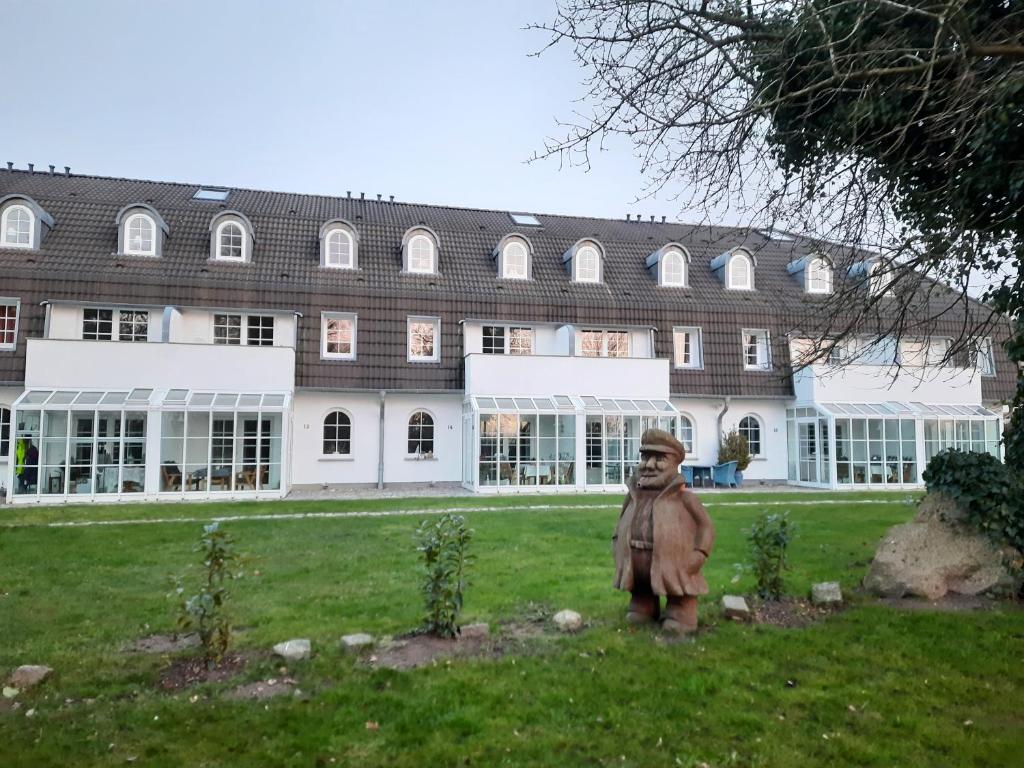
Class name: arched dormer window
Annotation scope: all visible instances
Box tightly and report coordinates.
[116,204,169,257]
[646,243,691,287]
[493,234,534,280]
[319,219,358,269]
[0,195,54,250]
[563,239,604,283]
[869,259,893,296]
[209,211,255,263]
[402,227,439,275]
[806,256,832,293]
[728,251,753,290]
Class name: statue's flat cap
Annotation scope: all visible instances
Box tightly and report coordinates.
[640,428,686,460]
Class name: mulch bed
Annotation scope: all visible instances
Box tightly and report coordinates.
[366,633,490,671]
[752,598,842,628]
[225,677,297,701]
[158,653,247,691]
[126,633,200,654]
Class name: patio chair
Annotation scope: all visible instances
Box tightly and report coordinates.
[161,463,182,492]
[712,460,738,488]
[680,465,695,486]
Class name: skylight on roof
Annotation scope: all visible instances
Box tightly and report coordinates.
[758,228,795,242]
[510,213,541,227]
[193,188,230,202]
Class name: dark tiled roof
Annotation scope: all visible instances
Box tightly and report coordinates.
[0,169,1015,401]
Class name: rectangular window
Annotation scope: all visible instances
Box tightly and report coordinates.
[0,300,18,349]
[974,337,996,377]
[322,312,356,360]
[742,329,771,371]
[482,325,533,355]
[482,325,505,354]
[580,329,629,358]
[118,310,148,342]
[246,315,274,346]
[83,308,114,340]
[673,327,702,369]
[408,316,440,362]
[214,314,242,345]
[509,327,533,355]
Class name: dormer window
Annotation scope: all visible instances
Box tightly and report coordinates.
[320,220,358,269]
[869,260,893,296]
[728,252,753,290]
[647,243,690,287]
[402,227,440,275]
[494,234,533,280]
[806,257,832,293]
[209,211,255,263]
[125,214,155,255]
[1,205,31,247]
[116,204,168,257]
[564,239,604,283]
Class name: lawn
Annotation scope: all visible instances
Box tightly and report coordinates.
[1,491,1021,767]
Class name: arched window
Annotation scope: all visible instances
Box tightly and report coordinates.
[322,411,352,456]
[1,205,32,247]
[738,416,762,457]
[576,245,600,282]
[662,250,686,286]
[325,228,354,269]
[679,414,695,457]
[125,213,155,256]
[807,257,832,293]
[728,253,752,290]
[216,221,245,261]
[409,234,436,274]
[0,406,10,458]
[408,411,435,456]
[502,241,528,279]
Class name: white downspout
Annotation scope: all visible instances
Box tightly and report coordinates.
[377,390,386,490]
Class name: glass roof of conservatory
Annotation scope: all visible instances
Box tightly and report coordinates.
[469,395,678,415]
[14,389,290,410]
[816,402,999,418]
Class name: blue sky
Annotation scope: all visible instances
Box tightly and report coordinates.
[1,0,705,223]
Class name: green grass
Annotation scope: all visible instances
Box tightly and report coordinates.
[1,491,1020,767]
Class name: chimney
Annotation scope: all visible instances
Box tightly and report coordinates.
[5,162,12,171]
[28,163,34,172]
[64,166,71,176]
[661,216,666,223]
[49,165,55,175]
[347,190,351,198]
[389,195,394,203]
[376,193,381,201]
[360,192,365,200]
[650,215,655,223]
[626,214,631,221]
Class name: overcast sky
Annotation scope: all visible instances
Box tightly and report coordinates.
[1,0,709,224]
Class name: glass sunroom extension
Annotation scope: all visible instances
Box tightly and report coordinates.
[462,395,680,492]
[8,388,290,502]
[786,401,1003,489]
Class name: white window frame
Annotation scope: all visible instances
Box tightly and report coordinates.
[324,227,355,269]
[578,329,629,358]
[678,413,697,459]
[81,307,150,342]
[501,241,529,280]
[407,410,436,457]
[408,234,437,274]
[213,313,243,345]
[672,326,703,369]
[975,337,996,377]
[0,404,10,458]
[321,312,357,360]
[408,316,441,362]
[869,260,893,296]
[482,324,534,355]
[245,315,275,346]
[738,414,763,457]
[727,252,753,290]
[742,329,771,371]
[0,298,20,351]
[661,250,687,287]
[215,220,247,262]
[1,204,34,248]
[124,213,157,256]
[574,245,601,283]
[322,409,353,457]
[806,257,832,294]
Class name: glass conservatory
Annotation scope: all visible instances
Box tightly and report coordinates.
[462,395,680,492]
[8,388,290,502]
[786,401,1003,489]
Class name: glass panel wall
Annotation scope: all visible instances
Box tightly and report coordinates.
[479,412,574,487]
[13,409,41,495]
[833,417,916,486]
[923,418,1000,462]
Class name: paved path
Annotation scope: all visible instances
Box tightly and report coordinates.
[2,497,912,530]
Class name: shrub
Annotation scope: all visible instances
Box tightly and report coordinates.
[718,428,752,471]
[923,449,1020,551]
[173,522,243,664]
[415,513,473,638]
[748,512,795,600]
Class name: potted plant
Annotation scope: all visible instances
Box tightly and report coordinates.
[718,429,752,486]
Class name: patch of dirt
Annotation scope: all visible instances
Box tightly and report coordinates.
[158,653,247,691]
[753,598,841,628]
[127,633,200,653]
[366,633,489,671]
[225,677,297,701]
[874,593,1023,612]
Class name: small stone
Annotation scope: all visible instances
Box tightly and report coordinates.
[272,639,311,661]
[553,609,583,633]
[811,582,843,606]
[26,708,36,717]
[3,687,18,699]
[8,665,53,689]
[460,623,490,640]
[722,595,751,621]
[340,633,374,651]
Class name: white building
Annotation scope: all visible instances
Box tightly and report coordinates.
[0,170,1012,503]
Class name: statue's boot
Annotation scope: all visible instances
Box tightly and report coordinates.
[662,595,698,634]
[626,590,660,624]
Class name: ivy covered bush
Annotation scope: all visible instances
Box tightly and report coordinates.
[922,449,1020,552]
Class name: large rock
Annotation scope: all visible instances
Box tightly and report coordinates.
[272,639,311,661]
[721,595,751,621]
[553,610,583,633]
[864,494,1020,600]
[8,665,53,689]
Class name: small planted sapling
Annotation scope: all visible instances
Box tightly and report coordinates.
[415,513,473,638]
[748,512,795,601]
